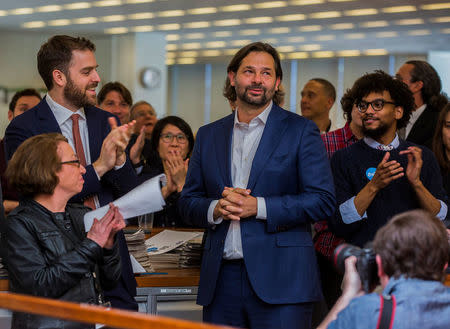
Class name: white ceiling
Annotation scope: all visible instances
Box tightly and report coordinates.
[0,0,449,64]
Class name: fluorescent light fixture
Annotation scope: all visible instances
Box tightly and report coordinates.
[128,12,154,20]
[345,9,378,16]
[166,34,180,41]
[376,31,398,38]
[94,0,122,7]
[22,21,45,28]
[184,21,211,29]
[432,16,450,23]
[0,10,7,16]
[299,25,322,32]
[214,31,233,37]
[277,45,295,52]
[360,20,389,28]
[181,43,201,49]
[214,19,241,26]
[382,6,416,13]
[330,23,354,30]
[104,27,129,34]
[422,3,450,10]
[287,52,309,59]
[10,8,34,15]
[309,11,341,19]
[166,44,178,51]
[224,49,240,56]
[287,36,306,43]
[337,50,361,57]
[344,33,365,39]
[300,44,321,51]
[245,17,273,24]
[220,4,251,12]
[314,35,336,41]
[441,28,450,33]
[328,0,356,2]
[240,29,260,35]
[232,39,253,46]
[408,29,431,36]
[73,17,98,24]
[177,58,196,65]
[395,19,424,25]
[132,26,154,32]
[276,14,306,21]
[158,10,185,17]
[36,5,62,12]
[64,2,92,10]
[166,58,175,66]
[158,24,181,30]
[186,33,205,39]
[180,51,199,57]
[364,49,388,56]
[167,52,176,58]
[100,15,126,22]
[126,0,155,3]
[254,1,287,9]
[48,19,71,26]
[206,41,226,48]
[202,50,222,57]
[290,0,325,5]
[268,27,291,34]
[188,7,217,15]
[312,51,334,58]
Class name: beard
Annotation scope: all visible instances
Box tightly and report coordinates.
[235,82,276,108]
[64,76,97,109]
[362,117,390,140]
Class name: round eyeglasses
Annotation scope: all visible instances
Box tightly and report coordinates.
[357,99,396,113]
[160,133,187,144]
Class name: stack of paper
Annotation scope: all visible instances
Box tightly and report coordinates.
[124,230,154,272]
[145,230,204,270]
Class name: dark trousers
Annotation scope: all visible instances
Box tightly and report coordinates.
[204,260,313,329]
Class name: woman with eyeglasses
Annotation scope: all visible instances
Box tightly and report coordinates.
[139,116,195,227]
[432,103,450,197]
[3,133,124,329]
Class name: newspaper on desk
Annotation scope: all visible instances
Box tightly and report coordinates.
[83,174,165,232]
[145,230,203,270]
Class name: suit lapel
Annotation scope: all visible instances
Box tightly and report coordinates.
[37,97,63,133]
[214,113,234,187]
[247,105,288,191]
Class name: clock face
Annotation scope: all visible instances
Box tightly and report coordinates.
[140,67,161,89]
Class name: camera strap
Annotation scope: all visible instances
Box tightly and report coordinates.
[376,294,396,329]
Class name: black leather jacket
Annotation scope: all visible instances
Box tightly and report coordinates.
[3,199,121,329]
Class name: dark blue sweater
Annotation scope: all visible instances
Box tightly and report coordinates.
[330,139,448,246]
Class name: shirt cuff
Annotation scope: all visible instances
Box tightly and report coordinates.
[436,200,448,221]
[114,160,126,171]
[208,200,223,225]
[339,196,367,224]
[134,166,143,175]
[256,197,267,220]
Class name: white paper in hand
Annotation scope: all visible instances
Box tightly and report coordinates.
[83,174,166,231]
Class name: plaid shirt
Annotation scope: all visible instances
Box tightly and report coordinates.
[314,122,359,257]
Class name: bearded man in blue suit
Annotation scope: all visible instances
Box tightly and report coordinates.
[179,42,336,329]
[5,35,139,311]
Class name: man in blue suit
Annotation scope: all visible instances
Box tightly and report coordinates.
[5,35,139,311]
[179,42,336,329]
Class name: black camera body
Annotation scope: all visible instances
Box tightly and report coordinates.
[332,243,379,293]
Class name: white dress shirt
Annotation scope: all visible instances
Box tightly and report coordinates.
[207,102,272,259]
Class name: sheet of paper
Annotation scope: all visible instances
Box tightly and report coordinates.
[83,174,165,231]
[145,230,203,255]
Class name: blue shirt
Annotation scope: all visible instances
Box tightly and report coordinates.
[328,277,450,329]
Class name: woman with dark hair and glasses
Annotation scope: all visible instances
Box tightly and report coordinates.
[432,103,450,197]
[140,116,195,227]
[3,133,124,329]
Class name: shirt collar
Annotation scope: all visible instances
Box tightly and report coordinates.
[45,93,86,126]
[363,133,400,150]
[234,101,272,126]
[410,103,427,120]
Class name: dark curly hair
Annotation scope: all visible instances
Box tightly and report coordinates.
[341,87,356,123]
[351,70,414,129]
[8,88,42,113]
[223,42,283,106]
[373,209,449,282]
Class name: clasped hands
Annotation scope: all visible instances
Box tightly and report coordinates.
[161,150,189,199]
[87,203,125,250]
[94,117,135,177]
[370,146,423,192]
[213,187,257,221]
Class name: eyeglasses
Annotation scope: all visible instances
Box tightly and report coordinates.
[60,159,81,167]
[161,133,187,144]
[357,99,396,113]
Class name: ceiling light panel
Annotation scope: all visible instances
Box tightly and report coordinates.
[276,14,306,21]
[441,28,450,33]
[299,25,322,31]
[48,19,71,26]
[232,39,253,46]
[268,27,291,34]
[0,11,7,16]
[64,2,92,10]
[94,0,122,7]
[314,35,336,41]
[408,29,431,36]
[181,43,201,49]
[22,21,45,28]
[312,51,334,58]
[166,44,178,50]
[184,21,211,29]
[277,45,295,52]
[214,19,241,26]
[126,0,155,3]
[345,9,378,16]
[254,1,288,9]
[100,15,126,22]
[166,34,180,41]
[220,4,251,12]
[394,19,424,25]
[158,24,181,30]
[245,17,273,24]
[382,6,416,13]
[287,52,309,59]
[180,51,198,57]
[205,41,226,48]
[344,33,365,39]
[422,3,450,10]
[73,17,98,24]
[290,0,325,5]
[239,29,260,35]
[178,58,196,64]
[36,5,62,13]
[186,33,205,39]
[288,36,306,42]
[300,44,321,51]
[376,31,398,38]
[330,23,355,30]
[202,50,222,56]
[364,49,388,56]
[158,10,185,17]
[104,27,128,34]
[10,8,34,15]
[188,7,217,15]
[128,13,154,20]
[132,26,154,32]
[309,11,341,19]
[360,20,389,28]
[432,16,450,23]
[337,50,361,56]
[214,31,233,37]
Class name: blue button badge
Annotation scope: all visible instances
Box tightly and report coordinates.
[366,167,376,180]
